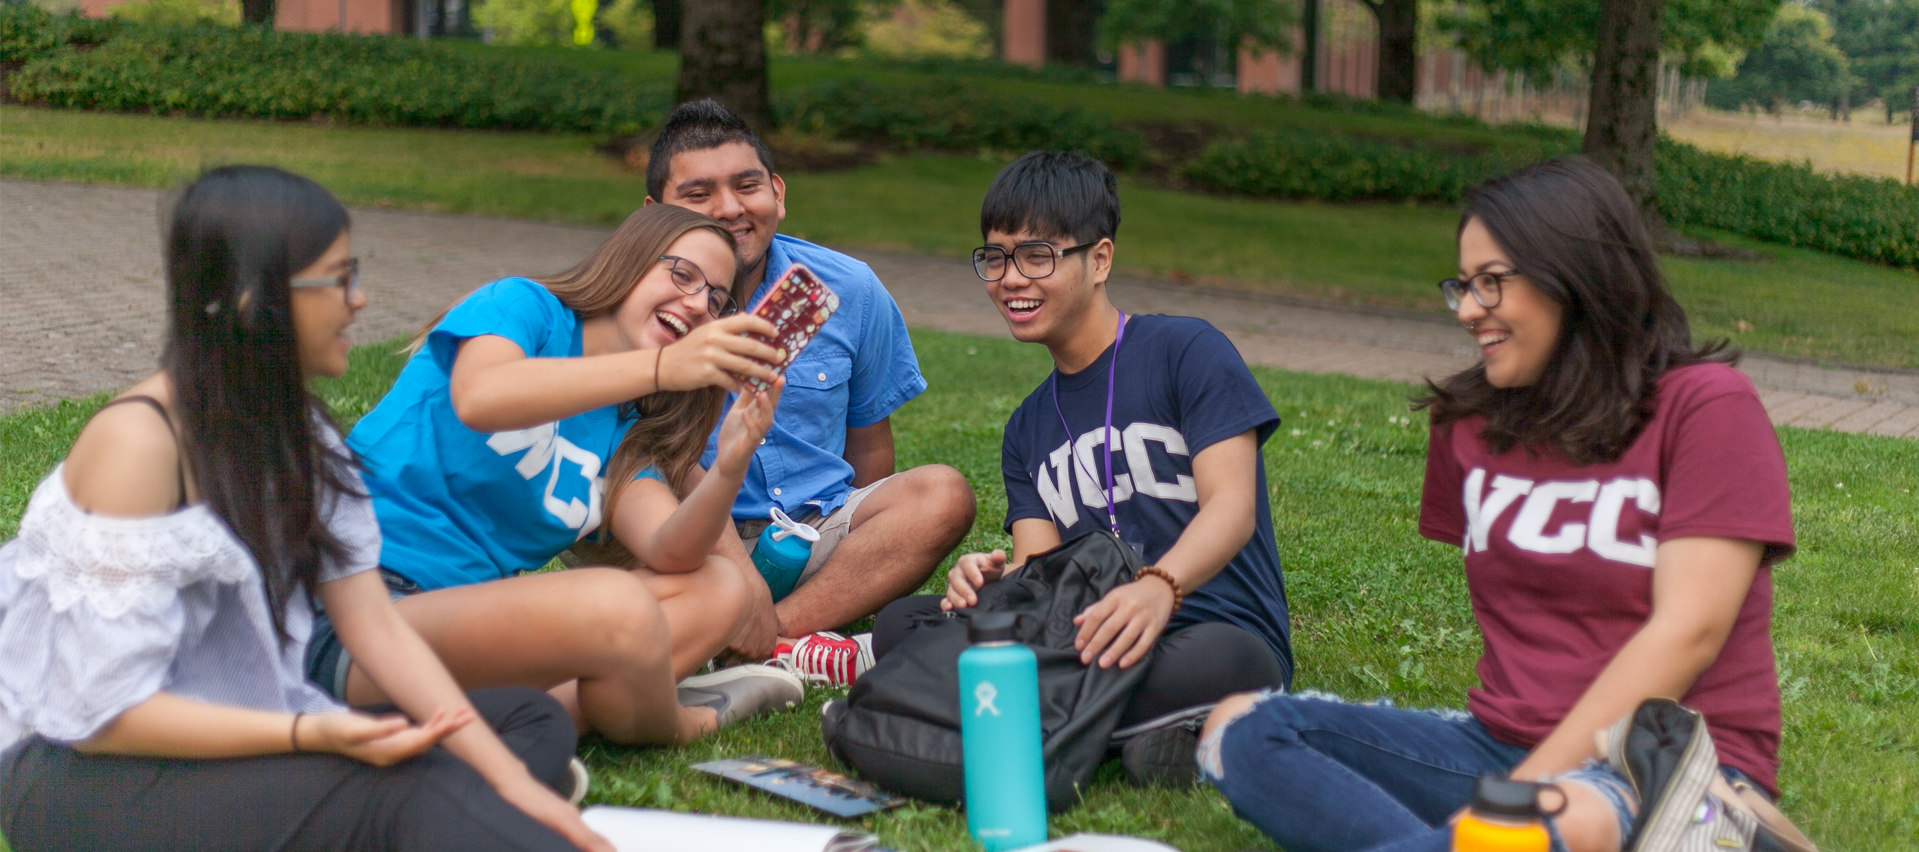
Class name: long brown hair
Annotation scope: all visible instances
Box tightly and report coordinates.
[533,204,749,532]
[403,205,748,547]
[1415,157,1732,465]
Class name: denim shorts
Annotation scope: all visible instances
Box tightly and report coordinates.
[303,568,423,701]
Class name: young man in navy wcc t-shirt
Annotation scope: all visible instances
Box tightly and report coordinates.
[869,151,1294,785]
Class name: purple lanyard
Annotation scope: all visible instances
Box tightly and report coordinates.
[1051,311,1126,536]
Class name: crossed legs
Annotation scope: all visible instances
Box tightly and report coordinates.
[343,557,754,746]
[771,464,976,639]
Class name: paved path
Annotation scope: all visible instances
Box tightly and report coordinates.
[7,178,1919,438]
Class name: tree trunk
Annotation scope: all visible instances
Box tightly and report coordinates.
[653,0,682,50]
[676,0,772,130]
[1363,0,1417,103]
[1583,0,1665,234]
[241,0,274,26]
[1300,0,1319,93]
[1045,0,1099,66]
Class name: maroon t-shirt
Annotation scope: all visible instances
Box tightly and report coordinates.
[1419,363,1793,793]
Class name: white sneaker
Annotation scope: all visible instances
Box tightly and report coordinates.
[677,664,805,726]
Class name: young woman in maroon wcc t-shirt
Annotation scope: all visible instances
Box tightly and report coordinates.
[1197,157,1793,852]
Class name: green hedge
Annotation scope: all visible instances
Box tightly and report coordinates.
[1657,141,1919,270]
[1,4,118,66]
[3,7,669,134]
[2,8,1141,164]
[1185,130,1919,270]
[1180,129,1561,203]
[779,79,1144,170]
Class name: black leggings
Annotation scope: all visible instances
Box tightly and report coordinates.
[873,595,1289,728]
[0,688,578,852]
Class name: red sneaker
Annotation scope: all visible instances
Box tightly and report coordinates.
[774,631,875,687]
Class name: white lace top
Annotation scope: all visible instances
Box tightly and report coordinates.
[0,435,379,753]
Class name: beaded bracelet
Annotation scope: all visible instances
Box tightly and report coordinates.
[1136,565,1184,611]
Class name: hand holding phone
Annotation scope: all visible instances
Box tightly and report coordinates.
[738,262,839,393]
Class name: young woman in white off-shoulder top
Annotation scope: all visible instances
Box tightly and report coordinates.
[0,166,612,852]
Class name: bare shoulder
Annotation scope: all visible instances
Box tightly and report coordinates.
[63,376,186,517]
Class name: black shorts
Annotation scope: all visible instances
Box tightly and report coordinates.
[304,568,424,701]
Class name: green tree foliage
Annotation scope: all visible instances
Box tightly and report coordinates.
[1813,0,1919,120]
[1444,0,1781,238]
[862,0,990,59]
[1100,0,1297,57]
[1706,3,1854,112]
[768,0,889,54]
[1445,0,1779,79]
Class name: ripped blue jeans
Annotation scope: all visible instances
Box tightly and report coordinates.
[1201,692,1637,852]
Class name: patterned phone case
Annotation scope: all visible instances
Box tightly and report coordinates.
[742,262,839,393]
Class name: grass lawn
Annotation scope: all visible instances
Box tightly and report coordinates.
[1,329,1914,850]
[5,105,1919,370]
[1661,108,1919,183]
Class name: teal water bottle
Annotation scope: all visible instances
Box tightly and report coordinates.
[751,507,818,602]
[958,612,1046,850]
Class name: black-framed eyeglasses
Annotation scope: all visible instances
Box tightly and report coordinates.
[659,255,739,318]
[972,241,1099,282]
[1439,270,1521,311]
[290,257,361,298]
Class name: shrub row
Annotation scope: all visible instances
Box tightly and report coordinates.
[1185,130,1919,270]
[1180,129,1561,204]
[3,8,1143,165]
[1,4,117,66]
[779,79,1144,170]
[3,7,669,135]
[1656,141,1919,270]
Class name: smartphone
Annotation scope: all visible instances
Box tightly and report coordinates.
[740,262,840,393]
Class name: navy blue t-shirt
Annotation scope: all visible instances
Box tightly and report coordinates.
[1002,314,1293,682]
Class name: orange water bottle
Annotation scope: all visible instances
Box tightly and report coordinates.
[1453,776,1552,852]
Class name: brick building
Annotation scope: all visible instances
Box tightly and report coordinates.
[1002,0,1530,108]
[78,0,470,37]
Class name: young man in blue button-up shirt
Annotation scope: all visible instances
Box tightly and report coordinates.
[644,101,978,684]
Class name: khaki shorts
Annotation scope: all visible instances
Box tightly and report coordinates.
[736,474,892,589]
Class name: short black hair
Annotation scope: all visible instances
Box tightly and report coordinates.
[979,151,1120,244]
[646,100,777,202]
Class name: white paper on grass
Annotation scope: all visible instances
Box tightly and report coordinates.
[580,806,879,852]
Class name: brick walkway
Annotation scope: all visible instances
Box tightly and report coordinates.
[6,178,1918,437]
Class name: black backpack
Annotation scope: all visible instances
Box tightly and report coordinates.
[821,531,1150,812]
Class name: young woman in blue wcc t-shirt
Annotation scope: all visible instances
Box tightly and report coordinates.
[330,204,805,748]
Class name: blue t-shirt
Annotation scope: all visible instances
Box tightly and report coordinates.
[1001,315,1293,680]
[349,278,649,591]
[701,235,927,520]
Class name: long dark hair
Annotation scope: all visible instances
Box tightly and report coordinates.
[1415,156,1732,465]
[533,204,746,522]
[165,165,358,642]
